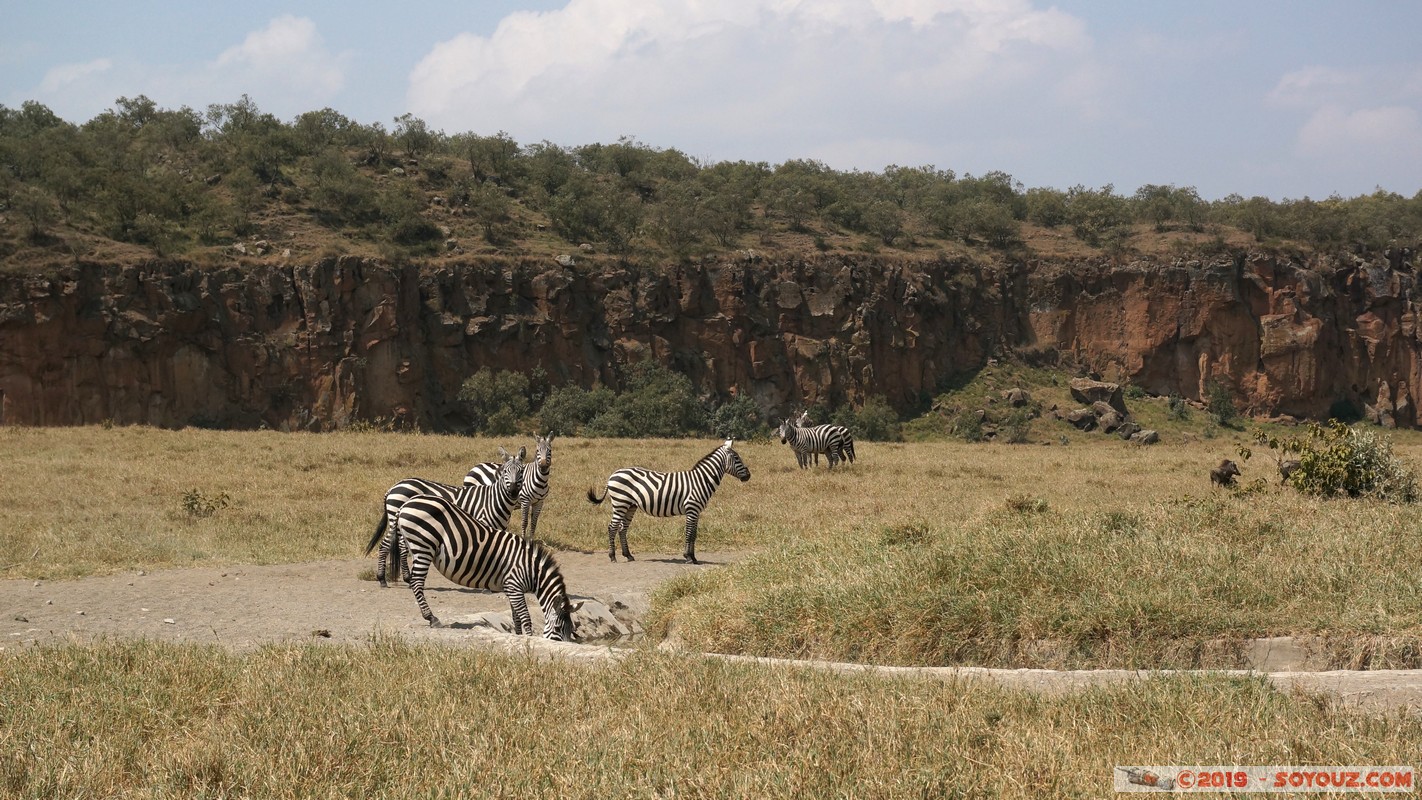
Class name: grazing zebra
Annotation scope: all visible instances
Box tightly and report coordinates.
[586,439,751,564]
[366,447,526,587]
[395,494,581,639]
[466,433,554,539]
[795,410,856,466]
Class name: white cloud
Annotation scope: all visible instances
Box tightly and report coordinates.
[406,0,1096,168]
[1296,104,1422,158]
[1268,66,1360,109]
[213,15,346,96]
[38,58,113,93]
[1269,64,1422,178]
[16,16,348,123]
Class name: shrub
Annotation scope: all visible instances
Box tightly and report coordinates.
[1167,393,1190,421]
[1267,421,1418,503]
[1001,408,1033,444]
[709,395,765,441]
[953,410,985,443]
[1205,380,1237,426]
[537,384,614,436]
[457,368,531,433]
[831,396,901,442]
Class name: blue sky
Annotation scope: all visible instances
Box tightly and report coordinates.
[3,1,1419,201]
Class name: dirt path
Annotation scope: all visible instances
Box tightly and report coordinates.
[4,553,1422,714]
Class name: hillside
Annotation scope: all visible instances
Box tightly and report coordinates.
[2,98,1421,432]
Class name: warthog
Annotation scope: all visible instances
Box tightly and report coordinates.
[1210,459,1241,487]
[1278,458,1302,483]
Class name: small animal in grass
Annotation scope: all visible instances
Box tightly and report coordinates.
[1210,459,1241,487]
[1278,458,1301,483]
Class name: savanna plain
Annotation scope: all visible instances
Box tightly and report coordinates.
[3,422,1422,798]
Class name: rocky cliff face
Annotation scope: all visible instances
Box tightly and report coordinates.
[0,249,1416,430]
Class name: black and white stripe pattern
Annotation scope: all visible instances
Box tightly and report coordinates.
[395,494,580,639]
[586,439,751,564]
[778,417,843,469]
[466,433,554,539]
[365,447,526,587]
[793,411,856,467]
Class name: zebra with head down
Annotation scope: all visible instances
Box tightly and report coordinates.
[587,439,751,564]
[395,493,581,639]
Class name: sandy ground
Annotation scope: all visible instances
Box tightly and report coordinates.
[5,552,1422,714]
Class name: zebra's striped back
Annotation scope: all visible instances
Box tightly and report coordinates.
[397,494,578,639]
[463,461,499,486]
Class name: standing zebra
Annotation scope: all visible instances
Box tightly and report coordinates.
[795,410,856,466]
[366,447,526,587]
[587,439,751,564]
[395,494,580,639]
[779,417,845,469]
[466,433,554,539]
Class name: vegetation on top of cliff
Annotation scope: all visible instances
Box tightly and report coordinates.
[2,95,1420,271]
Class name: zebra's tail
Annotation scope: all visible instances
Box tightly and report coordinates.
[845,439,857,462]
[363,513,387,556]
[586,486,607,505]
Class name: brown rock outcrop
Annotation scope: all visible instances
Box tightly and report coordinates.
[1,248,1419,430]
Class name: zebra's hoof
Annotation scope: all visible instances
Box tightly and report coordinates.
[608,553,617,563]
[428,618,443,628]
[377,580,387,589]
[624,554,635,562]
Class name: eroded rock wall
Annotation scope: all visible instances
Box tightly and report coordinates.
[0,249,1417,430]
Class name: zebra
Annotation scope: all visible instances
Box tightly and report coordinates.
[586,439,751,564]
[394,493,581,639]
[778,416,844,469]
[466,433,554,539]
[794,410,856,466]
[365,447,526,587]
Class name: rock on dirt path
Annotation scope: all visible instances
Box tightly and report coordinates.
[4,552,1422,714]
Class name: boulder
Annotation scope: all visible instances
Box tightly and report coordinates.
[1070,378,1128,415]
[1097,410,1125,433]
[1066,408,1097,431]
[1004,387,1031,407]
[1130,429,1160,445]
[1116,421,1141,440]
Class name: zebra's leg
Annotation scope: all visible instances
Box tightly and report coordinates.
[375,519,391,588]
[521,500,532,538]
[505,586,532,635]
[527,500,543,540]
[682,510,701,564]
[608,508,636,562]
[405,552,441,628]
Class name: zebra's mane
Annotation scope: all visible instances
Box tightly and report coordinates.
[693,443,732,471]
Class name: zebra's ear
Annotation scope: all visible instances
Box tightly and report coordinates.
[498,446,510,459]
[517,446,527,460]
[568,600,584,613]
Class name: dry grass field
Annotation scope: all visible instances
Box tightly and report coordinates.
[4,423,1422,797]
